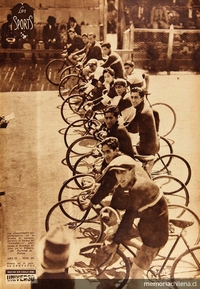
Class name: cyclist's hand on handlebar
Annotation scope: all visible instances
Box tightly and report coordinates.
[78,197,93,211]
[103,242,118,255]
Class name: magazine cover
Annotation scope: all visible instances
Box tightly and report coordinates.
[0,0,200,288]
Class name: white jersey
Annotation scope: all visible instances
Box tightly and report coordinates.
[125,68,145,85]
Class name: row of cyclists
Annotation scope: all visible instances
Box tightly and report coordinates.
[62,45,169,286]
[34,44,197,288]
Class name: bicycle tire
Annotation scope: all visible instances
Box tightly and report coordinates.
[66,135,99,171]
[153,175,189,207]
[46,59,67,86]
[170,246,200,288]
[64,118,101,148]
[152,102,176,137]
[59,74,82,100]
[168,204,200,246]
[60,65,78,81]
[60,94,84,125]
[58,173,96,201]
[156,136,173,159]
[77,243,130,289]
[152,154,192,186]
[45,199,103,243]
[73,152,103,177]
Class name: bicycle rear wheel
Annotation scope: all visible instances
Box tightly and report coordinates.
[46,59,67,86]
[152,102,176,137]
[152,154,192,186]
[153,175,189,207]
[66,136,99,171]
[156,136,173,159]
[45,199,103,244]
[59,74,82,100]
[168,204,200,246]
[170,246,200,288]
[74,243,130,289]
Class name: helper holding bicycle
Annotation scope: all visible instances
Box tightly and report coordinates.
[79,155,169,288]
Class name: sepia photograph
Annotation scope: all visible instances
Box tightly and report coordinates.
[0,0,200,288]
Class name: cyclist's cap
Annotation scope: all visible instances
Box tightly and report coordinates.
[87,58,98,66]
[82,33,88,37]
[114,78,127,87]
[108,155,136,171]
[124,60,135,67]
[68,28,75,33]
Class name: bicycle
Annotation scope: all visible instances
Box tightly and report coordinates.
[45,190,200,289]
[145,93,176,138]
[45,50,76,86]
[72,205,200,289]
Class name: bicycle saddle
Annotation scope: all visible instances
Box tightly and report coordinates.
[169,218,194,229]
[134,154,155,163]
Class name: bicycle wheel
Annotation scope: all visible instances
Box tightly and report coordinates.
[46,59,67,86]
[59,74,82,100]
[66,136,99,171]
[74,243,130,289]
[170,246,200,288]
[73,153,103,177]
[152,102,176,137]
[152,154,192,186]
[152,175,189,207]
[64,118,102,148]
[168,204,200,246]
[156,136,173,160]
[60,65,78,81]
[45,199,103,244]
[58,174,96,201]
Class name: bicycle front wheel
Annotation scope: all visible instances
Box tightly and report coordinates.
[152,102,176,137]
[75,243,130,289]
[45,199,103,244]
[59,74,82,100]
[66,136,99,171]
[46,59,67,86]
[170,246,200,288]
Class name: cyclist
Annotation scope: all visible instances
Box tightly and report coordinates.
[100,106,135,159]
[86,78,135,126]
[80,155,169,286]
[101,42,124,78]
[66,28,85,64]
[127,87,160,159]
[124,60,149,91]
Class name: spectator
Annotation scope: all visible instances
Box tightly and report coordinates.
[32,225,93,289]
[150,2,169,29]
[107,0,118,33]
[124,60,149,91]
[1,14,17,48]
[101,42,124,78]
[43,16,60,49]
[0,14,23,63]
[67,17,81,35]
[130,0,149,28]
[180,0,197,28]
